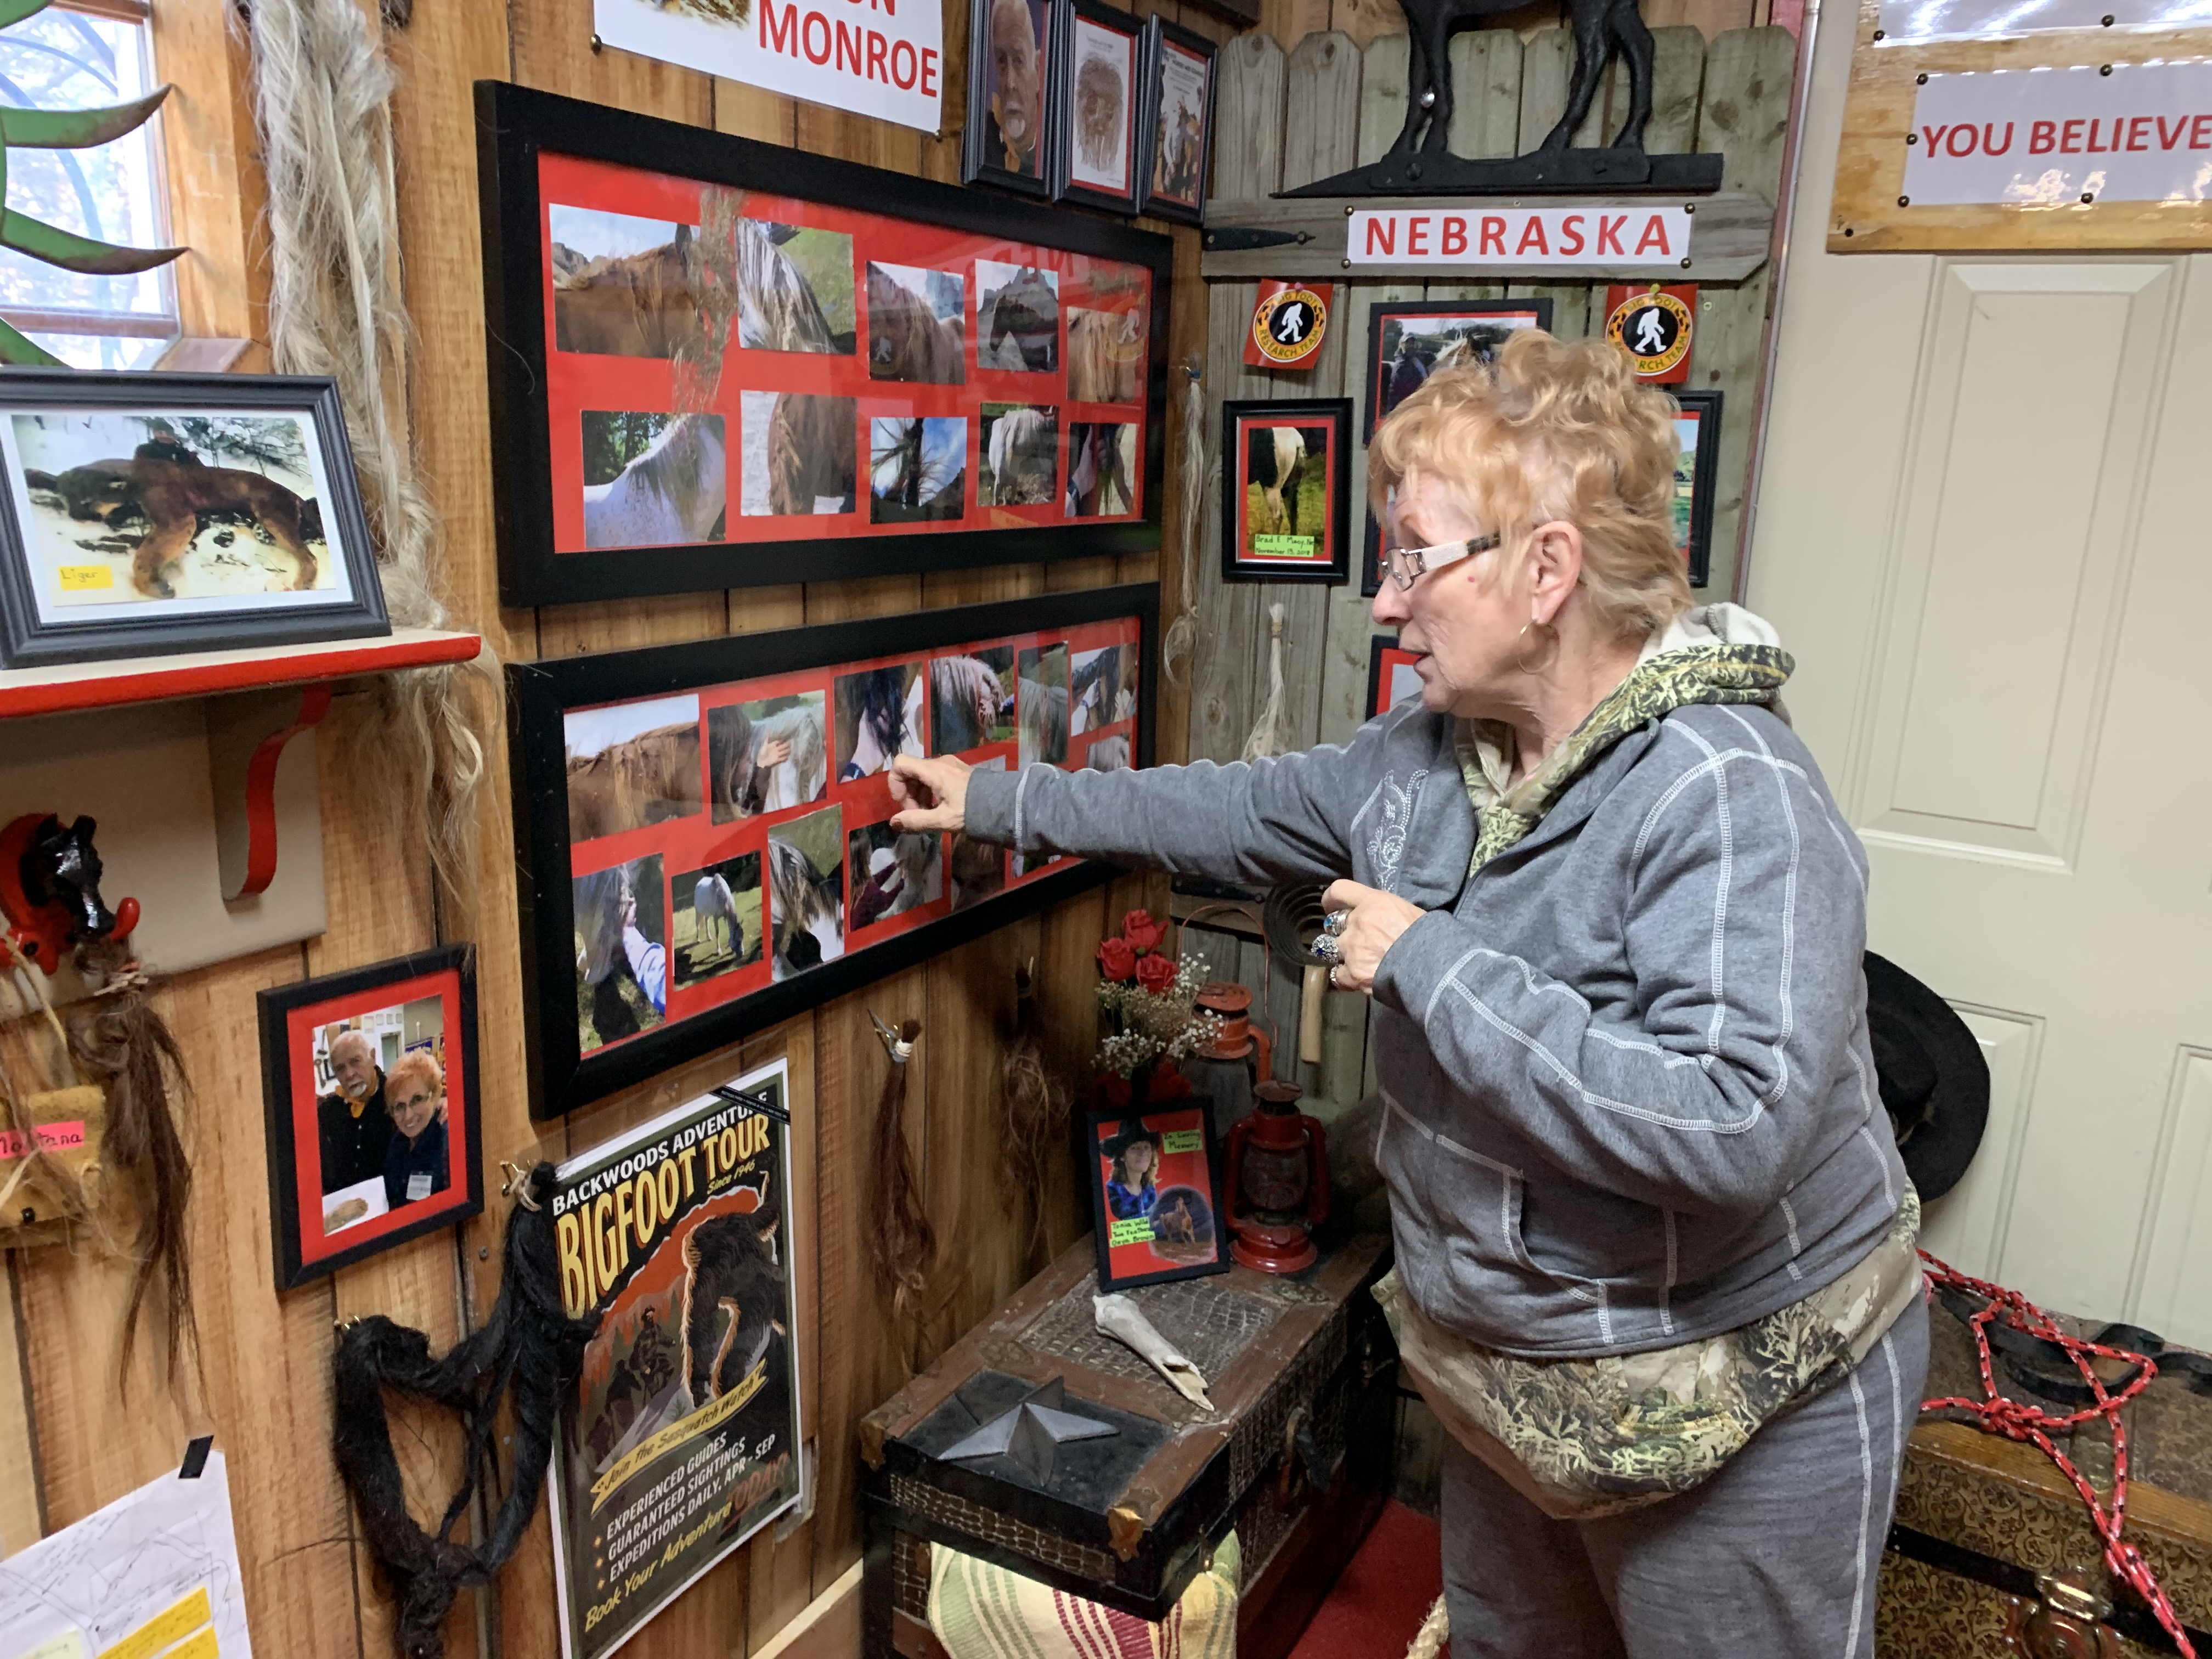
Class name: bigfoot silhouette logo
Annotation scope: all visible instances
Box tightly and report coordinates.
[1245,281,1333,369]
[1603,284,1695,383]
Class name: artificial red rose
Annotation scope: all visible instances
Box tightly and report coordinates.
[1095,1073,1132,1110]
[1135,952,1177,995]
[1097,936,1138,980]
[1122,910,1164,953]
[1146,1070,1193,1101]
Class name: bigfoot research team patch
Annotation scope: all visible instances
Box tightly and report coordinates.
[1604,284,1695,383]
[1246,282,1332,369]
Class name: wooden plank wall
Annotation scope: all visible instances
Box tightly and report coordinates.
[1254,0,1794,58]
[1182,22,1796,1111]
[0,0,1228,1654]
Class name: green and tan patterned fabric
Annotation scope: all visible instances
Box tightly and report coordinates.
[927,1531,1241,1659]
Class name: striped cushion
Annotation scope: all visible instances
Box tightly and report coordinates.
[926,1532,1241,1659]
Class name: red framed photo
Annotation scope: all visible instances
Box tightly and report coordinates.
[1364,298,1551,438]
[1050,0,1144,216]
[1220,398,1350,585]
[1367,635,1423,719]
[1085,1105,1228,1290]
[1134,16,1217,225]
[257,946,482,1289]
[478,81,1169,609]
[512,587,1157,1115]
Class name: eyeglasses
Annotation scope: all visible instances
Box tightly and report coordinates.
[1383,532,1501,591]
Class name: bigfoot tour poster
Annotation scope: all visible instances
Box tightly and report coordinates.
[549,1058,802,1658]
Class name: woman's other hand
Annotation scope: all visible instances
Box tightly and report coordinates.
[890,754,973,833]
[1321,880,1425,994]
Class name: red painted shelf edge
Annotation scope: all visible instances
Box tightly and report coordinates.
[0,629,485,719]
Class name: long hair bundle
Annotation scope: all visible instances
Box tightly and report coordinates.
[1162,359,1206,685]
[1001,964,1069,1262]
[242,0,491,893]
[1242,602,1289,761]
[867,1014,935,1361]
[67,933,196,1389]
[333,1163,597,1659]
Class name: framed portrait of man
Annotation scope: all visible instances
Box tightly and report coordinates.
[963,0,1053,196]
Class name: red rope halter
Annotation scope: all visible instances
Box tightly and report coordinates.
[1918,1250,2196,1657]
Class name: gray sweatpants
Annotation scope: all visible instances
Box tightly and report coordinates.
[1441,1297,1930,1659]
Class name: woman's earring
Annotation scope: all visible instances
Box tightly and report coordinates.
[1514,619,1559,676]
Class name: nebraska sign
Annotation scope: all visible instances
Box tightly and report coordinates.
[1346,206,1695,268]
[1903,61,2212,206]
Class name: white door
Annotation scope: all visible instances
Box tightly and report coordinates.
[1748,0,2212,1344]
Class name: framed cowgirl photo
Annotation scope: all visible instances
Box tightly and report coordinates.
[963,0,1053,196]
[1134,16,1217,225]
[1050,0,1144,216]
[1086,1107,1228,1290]
[258,945,483,1289]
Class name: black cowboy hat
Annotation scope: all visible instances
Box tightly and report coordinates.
[1097,1118,1163,1164]
[1864,951,1989,1201]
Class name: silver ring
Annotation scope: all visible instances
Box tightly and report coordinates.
[1308,932,1341,966]
[1329,963,1345,989]
[1322,910,1347,936]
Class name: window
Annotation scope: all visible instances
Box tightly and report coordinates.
[0,0,176,369]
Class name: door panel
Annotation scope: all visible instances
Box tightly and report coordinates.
[1749,5,2212,1341]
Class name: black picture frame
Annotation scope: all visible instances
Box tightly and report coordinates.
[476,79,1172,610]
[1084,1103,1230,1291]
[257,945,483,1290]
[1367,634,1423,720]
[0,369,388,669]
[1048,0,1146,216]
[1672,388,1723,589]
[963,0,1055,198]
[1133,16,1217,225]
[510,585,1159,1117]
[1360,511,1383,598]
[1220,398,1351,586]
[1363,297,1554,439]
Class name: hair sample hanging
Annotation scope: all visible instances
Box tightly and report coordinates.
[867,1014,935,1364]
[332,1162,597,1659]
[1001,962,1069,1263]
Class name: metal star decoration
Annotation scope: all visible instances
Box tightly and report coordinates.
[940,1376,1116,1487]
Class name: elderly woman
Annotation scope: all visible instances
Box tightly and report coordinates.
[891,333,1925,1656]
[381,1051,449,1211]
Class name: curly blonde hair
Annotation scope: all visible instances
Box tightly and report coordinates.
[1367,330,1692,641]
[385,1049,443,1111]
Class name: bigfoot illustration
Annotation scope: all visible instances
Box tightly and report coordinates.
[680,1187,787,1404]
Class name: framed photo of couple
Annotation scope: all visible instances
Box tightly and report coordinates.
[477,80,1170,610]
[258,946,483,1289]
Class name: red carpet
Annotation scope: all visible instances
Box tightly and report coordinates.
[1284,1500,1444,1659]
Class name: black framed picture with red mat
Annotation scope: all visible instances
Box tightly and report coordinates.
[1368,635,1423,719]
[1049,0,1144,216]
[1220,398,1350,585]
[510,585,1157,1116]
[1364,297,1551,439]
[1085,1104,1228,1290]
[476,80,1170,610]
[257,946,483,1289]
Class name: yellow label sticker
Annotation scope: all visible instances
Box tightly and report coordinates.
[1161,1130,1204,1154]
[57,565,113,592]
[155,1628,217,1659]
[96,1587,211,1659]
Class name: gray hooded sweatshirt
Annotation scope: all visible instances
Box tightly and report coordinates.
[965,608,1908,1361]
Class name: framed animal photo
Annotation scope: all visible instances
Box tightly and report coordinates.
[1134,17,1216,225]
[1368,635,1423,719]
[257,946,482,1290]
[1672,389,1722,588]
[964,0,1054,198]
[511,585,1158,1116]
[1220,398,1350,585]
[0,369,388,669]
[1086,1106,1228,1290]
[1049,0,1144,216]
[477,80,1170,610]
[1364,298,1551,438]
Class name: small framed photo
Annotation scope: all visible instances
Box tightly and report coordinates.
[258,946,482,1289]
[1365,298,1553,438]
[964,0,1053,196]
[1051,0,1144,216]
[0,369,387,668]
[1086,1107,1228,1290]
[1368,635,1423,719]
[1672,389,1722,588]
[1135,17,1217,225]
[1220,398,1350,585]
[1361,511,1384,598]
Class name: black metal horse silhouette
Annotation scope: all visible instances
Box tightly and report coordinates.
[1393,0,1653,161]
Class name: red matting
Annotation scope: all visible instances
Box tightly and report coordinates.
[539,153,1149,555]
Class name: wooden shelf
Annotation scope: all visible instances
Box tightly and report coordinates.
[0,627,483,719]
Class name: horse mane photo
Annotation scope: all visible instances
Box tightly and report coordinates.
[581,410,727,549]
[870,416,967,523]
[565,692,705,842]
[707,691,829,823]
[975,261,1059,373]
[1064,421,1135,517]
[767,806,846,980]
[738,219,855,356]
[833,662,926,781]
[1065,305,1141,404]
[737,392,857,519]
[550,207,705,360]
[1017,642,1070,767]
[1365,300,1550,436]
[928,646,1015,754]
[980,403,1058,506]
[866,261,966,385]
[847,821,943,930]
[1221,398,1350,585]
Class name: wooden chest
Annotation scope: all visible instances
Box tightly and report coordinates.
[1879,1296,2212,1657]
[857,1232,1396,1658]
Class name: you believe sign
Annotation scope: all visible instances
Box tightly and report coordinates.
[1903,60,2212,205]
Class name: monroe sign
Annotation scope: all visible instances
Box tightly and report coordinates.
[1903,61,2212,206]
[1346,206,1696,268]
[595,0,943,134]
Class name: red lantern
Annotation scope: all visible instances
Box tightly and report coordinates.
[1224,1080,1330,1274]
